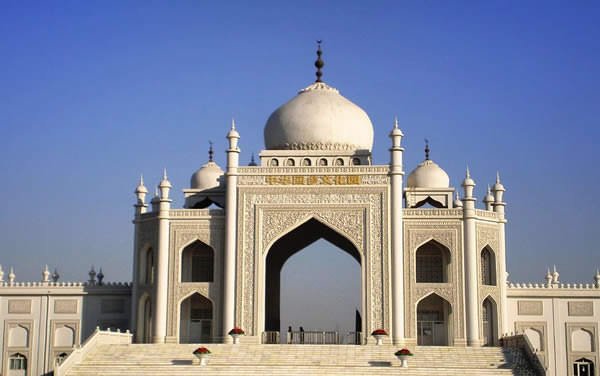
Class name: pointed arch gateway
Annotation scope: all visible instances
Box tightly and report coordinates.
[179,292,213,343]
[416,293,453,346]
[264,217,362,341]
[482,296,498,346]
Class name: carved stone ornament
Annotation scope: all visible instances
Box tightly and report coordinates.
[404,223,463,339]
[54,299,78,314]
[167,221,224,337]
[236,187,388,336]
[568,301,594,317]
[517,300,543,316]
[8,299,31,314]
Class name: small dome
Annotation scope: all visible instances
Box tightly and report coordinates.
[190,161,224,190]
[407,159,450,188]
[264,82,374,151]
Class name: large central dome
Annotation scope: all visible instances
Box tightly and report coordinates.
[263,81,374,151]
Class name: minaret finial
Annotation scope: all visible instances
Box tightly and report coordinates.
[315,40,324,83]
[139,174,144,186]
[424,139,430,160]
[466,166,471,179]
[394,116,399,129]
[163,168,168,180]
[496,171,501,184]
[208,141,214,162]
[231,118,236,130]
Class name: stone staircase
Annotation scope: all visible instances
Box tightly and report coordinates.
[63,343,539,375]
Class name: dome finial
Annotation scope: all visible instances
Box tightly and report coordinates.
[315,40,324,83]
[424,139,430,160]
[208,141,214,162]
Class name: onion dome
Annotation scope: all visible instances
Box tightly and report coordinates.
[453,192,463,207]
[135,175,148,194]
[493,172,505,192]
[191,143,224,190]
[263,42,374,152]
[407,141,450,188]
[483,185,494,204]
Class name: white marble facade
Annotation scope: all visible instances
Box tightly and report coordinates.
[1,50,599,376]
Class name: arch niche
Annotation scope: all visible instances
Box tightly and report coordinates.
[263,217,362,335]
[179,293,213,343]
[416,293,453,346]
[481,296,498,346]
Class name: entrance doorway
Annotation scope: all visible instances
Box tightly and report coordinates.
[180,293,213,343]
[417,293,452,346]
[264,218,362,344]
[482,297,498,346]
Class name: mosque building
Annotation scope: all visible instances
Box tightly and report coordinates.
[0,44,599,376]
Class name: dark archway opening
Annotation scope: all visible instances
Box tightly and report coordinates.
[265,218,361,340]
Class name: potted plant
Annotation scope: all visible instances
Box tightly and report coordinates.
[193,347,211,366]
[371,329,388,345]
[228,327,245,344]
[395,348,413,368]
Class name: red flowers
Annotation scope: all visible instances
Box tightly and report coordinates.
[371,329,388,336]
[193,347,211,354]
[395,348,413,356]
[228,327,245,335]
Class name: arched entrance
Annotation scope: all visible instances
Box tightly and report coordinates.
[482,297,498,346]
[136,295,151,343]
[417,293,452,346]
[180,293,213,343]
[264,218,362,343]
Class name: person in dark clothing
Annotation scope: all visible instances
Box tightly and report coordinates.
[299,326,305,344]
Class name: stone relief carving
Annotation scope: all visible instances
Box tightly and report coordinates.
[404,223,463,339]
[166,221,224,337]
[568,301,594,316]
[54,299,78,314]
[8,299,31,314]
[236,187,388,336]
[476,224,499,253]
[517,300,543,316]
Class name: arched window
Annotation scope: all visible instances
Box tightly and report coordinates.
[352,158,361,166]
[143,248,154,285]
[319,158,328,166]
[481,247,496,285]
[416,240,450,283]
[302,158,311,166]
[181,241,214,282]
[574,358,595,376]
[270,159,279,166]
[285,158,295,166]
[9,353,27,370]
[335,158,344,166]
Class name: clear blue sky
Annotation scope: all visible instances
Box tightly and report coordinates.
[1,0,599,293]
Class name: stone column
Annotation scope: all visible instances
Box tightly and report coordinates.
[389,118,405,344]
[492,173,507,334]
[131,176,148,342]
[462,169,480,346]
[223,121,240,341]
[153,172,171,343]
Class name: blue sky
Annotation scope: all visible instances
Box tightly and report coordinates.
[1,0,599,294]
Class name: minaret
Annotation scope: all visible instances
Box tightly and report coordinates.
[594,269,600,288]
[88,265,96,285]
[153,169,172,343]
[461,167,480,346]
[8,267,15,286]
[453,192,463,208]
[483,185,494,211]
[545,268,553,287]
[0,265,4,283]
[42,265,50,283]
[389,116,405,344]
[135,175,148,216]
[492,172,508,331]
[131,174,148,340]
[223,119,240,341]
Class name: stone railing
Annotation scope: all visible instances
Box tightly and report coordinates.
[509,282,599,289]
[500,334,546,375]
[0,281,131,288]
[56,327,132,376]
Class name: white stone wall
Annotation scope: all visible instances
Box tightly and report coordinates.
[507,287,600,376]
[0,284,131,375]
